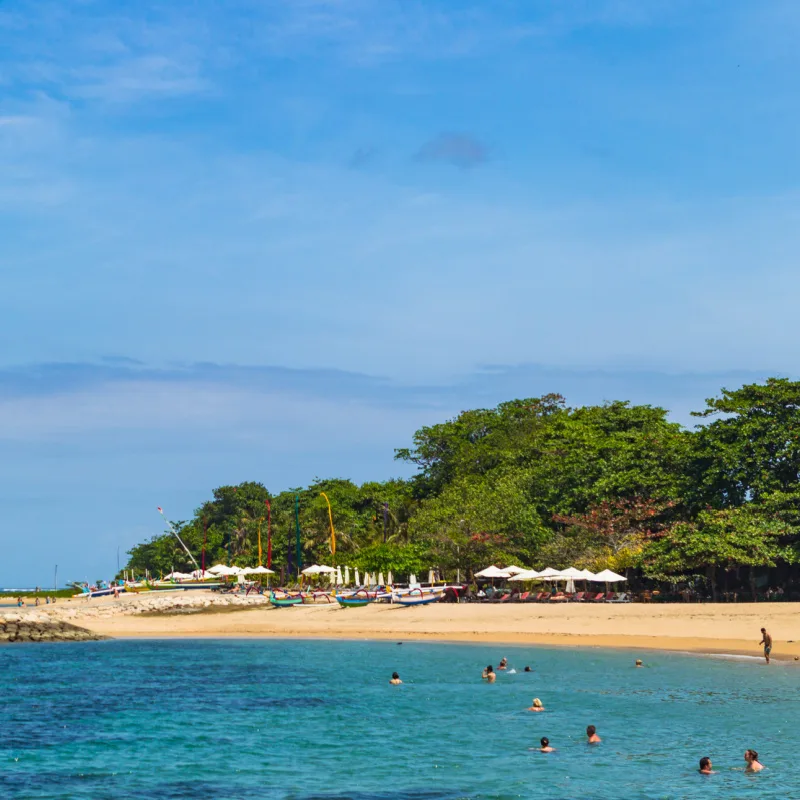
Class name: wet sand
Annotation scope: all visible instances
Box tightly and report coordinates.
[54,594,800,661]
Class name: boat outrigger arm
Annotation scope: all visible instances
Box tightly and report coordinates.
[157,506,200,570]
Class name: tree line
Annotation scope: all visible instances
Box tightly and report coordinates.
[124,378,800,598]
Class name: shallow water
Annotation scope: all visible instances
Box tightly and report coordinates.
[0,639,795,799]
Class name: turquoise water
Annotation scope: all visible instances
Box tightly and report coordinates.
[1,639,795,799]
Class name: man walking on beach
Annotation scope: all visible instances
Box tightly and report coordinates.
[759,628,772,664]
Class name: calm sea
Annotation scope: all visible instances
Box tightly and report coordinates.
[0,639,795,799]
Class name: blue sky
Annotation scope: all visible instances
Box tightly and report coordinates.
[1,0,798,585]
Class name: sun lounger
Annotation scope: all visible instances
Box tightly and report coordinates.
[609,592,629,603]
[549,592,569,602]
[517,592,530,602]
[590,592,605,602]
[572,591,586,602]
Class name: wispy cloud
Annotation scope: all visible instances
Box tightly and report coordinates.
[415,132,489,169]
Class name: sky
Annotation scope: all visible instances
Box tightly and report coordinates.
[1,0,798,586]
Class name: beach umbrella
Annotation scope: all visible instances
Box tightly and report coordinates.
[387,570,393,585]
[355,568,360,586]
[509,569,541,582]
[208,564,231,575]
[504,565,528,575]
[302,565,321,575]
[559,567,584,579]
[576,569,597,580]
[593,569,626,582]
[537,567,564,579]
[378,571,385,586]
[475,565,512,579]
[316,565,336,574]
[409,573,417,585]
[344,566,350,585]
[337,566,344,585]
[242,566,275,575]
[428,569,435,584]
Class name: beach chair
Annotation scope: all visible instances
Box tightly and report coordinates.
[549,591,568,602]
[517,592,530,602]
[571,591,586,602]
[602,591,615,602]
[498,592,513,603]
[590,592,605,602]
[609,592,629,603]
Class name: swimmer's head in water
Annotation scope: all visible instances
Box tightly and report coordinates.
[392,672,400,680]
[524,666,532,672]
[540,737,549,747]
[699,756,711,770]
[532,698,543,708]
[587,725,596,736]
[635,659,643,666]
[745,749,758,762]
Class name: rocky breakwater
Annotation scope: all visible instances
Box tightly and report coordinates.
[0,611,106,643]
[51,591,270,622]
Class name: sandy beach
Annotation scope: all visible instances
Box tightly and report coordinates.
[32,592,800,661]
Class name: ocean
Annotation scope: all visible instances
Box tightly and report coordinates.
[0,639,795,799]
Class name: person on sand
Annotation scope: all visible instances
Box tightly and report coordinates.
[744,749,764,773]
[482,666,496,683]
[389,672,402,685]
[698,756,715,775]
[498,658,508,671]
[759,628,773,664]
[527,698,545,712]
[539,737,554,753]
[586,725,601,744]
[635,659,643,668]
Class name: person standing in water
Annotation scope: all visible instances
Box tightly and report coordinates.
[698,757,715,775]
[586,725,601,744]
[389,672,402,685]
[482,665,496,683]
[527,698,545,712]
[759,628,773,664]
[744,749,764,772]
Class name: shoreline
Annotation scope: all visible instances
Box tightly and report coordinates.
[45,594,800,662]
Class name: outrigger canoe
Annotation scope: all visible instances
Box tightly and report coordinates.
[335,595,374,607]
[270,592,303,607]
[394,594,439,606]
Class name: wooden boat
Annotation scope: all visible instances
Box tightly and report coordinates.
[393,589,439,606]
[270,592,303,607]
[335,594,374,607]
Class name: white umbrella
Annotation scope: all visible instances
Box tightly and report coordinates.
[387,570,393,585]
[228,566,244,575]
[593,569,627,582]
[337,566,344,585]
[427,569,435,584]
[576,569,597,580]
[537,567,564,578]
[242,566,276,575]
[344,566,350,585]
[354,568,360,586]
[378,571,385,586]
[559,567,584,579]
[509,569,542,582]
[504,565,528,575]
[409,573,417,585]
[475,565,512,579]
[301,565,322,575]
[208,564,232,575]
[316,565,336,574]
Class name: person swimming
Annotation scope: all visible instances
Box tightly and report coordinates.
[498,658,508,671]
[586,725,601,744]
[482,665,496,683]
[744,749,764,773]
[635,659,643,667]
[523,666,532,672]
[527,698,545,712]
[389,672,402,685]
[539,737,554,753]
[698,756,715,775]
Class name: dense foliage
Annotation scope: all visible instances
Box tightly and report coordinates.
[124,378,800,591]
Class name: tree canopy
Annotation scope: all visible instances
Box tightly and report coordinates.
[123,378,800,591]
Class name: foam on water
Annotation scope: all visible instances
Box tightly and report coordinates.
[1,639,797,799]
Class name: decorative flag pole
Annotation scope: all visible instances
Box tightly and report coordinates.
[266,499,272,569]
[202,516,208,575]
[294,495,302,575]
[320,492,335,558]
[157,507,199,569]
[383,502,389,543]
[257,516,263,566]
